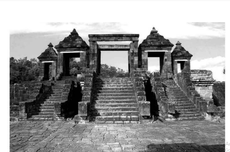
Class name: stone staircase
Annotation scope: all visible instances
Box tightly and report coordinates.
[93,77,139,123]
[163,79,203,120]
[28,80,71,121]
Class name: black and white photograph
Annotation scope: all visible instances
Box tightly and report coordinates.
[2,0,229,151]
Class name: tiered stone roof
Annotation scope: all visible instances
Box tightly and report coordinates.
[55,29,89,51]
[38,43,58,61]
[171,41,193,59]
[139,27,173,49]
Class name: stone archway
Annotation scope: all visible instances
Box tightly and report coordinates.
[88,34,139,76]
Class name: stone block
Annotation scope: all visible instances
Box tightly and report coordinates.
[158,102,168,117]
[19,102,27,120]
[137,91,145,96]
[139,101,150,116]
[54,103,61,115]
[82,96,90,101]
[137,96,146,101]
[199,101,207,112]
[168,103,175,114]
[78,101,89,118]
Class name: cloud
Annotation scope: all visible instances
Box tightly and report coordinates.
[10,22,225,41]
[191,56,225,81]
[148,66,160,73]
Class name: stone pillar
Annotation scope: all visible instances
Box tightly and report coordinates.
[172,59,177,75]
[51,61,57,79]
[161,51,173,79]
[57,52,63,75]
[142,51,148,70]
[89,41,98,72]
[131,41,139,70]
[80,51,86,69]
[97,50,101,75]
[38,62,44,81]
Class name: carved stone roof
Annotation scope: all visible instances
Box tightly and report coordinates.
[139,27,173,49]
[171,41,193,58]
[38,43,58,61]
[191,70,215,83]
[55,29,89,51]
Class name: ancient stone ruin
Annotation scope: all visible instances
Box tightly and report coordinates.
[10,27,224,123]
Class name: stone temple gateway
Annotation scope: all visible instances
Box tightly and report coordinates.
[17,27,217,122]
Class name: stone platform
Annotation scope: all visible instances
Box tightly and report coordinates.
[10,120,225,152]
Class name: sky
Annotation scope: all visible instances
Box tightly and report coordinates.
[10,22,225,81]
[1,1,230,150]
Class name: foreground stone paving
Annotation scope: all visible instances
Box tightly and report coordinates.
[10,120,225,152]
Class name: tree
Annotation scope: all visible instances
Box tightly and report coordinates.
[10,57,41,84]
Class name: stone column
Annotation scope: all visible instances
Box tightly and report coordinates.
[132,41,139,69]
[129,46,134,75]
[142,51,148,70]
[89,41,98,72]
[51,61,56,79]
[173,60,177,75]
[57,52,63,75]
[161,51,173,79]
[38,62,44,81]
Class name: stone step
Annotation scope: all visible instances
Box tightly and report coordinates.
[175,102,195,106]
[97,96,136,100]
[98,93,134,96]
[39,111,54,115]
[94,81,132,84]
[175,105,197,109]
[98,111,139,116]
[177,116,204,121]
[100,84,133,88]
[95,103,138,107]
[28,117,54,121]
[96,100,137,104]
[176,110,199,114]
[97,90,134,93]
[95,115,139,122]
[96,107,138,111]
[101,87,133,90]
[31,115,54,118]
[179,113,202,117]
[40,108,54,112]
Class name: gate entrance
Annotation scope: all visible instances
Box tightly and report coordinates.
[100,51,128,77]
[88,34,139,76]
[62,52,80,76]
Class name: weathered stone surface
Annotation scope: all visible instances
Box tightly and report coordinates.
[78,101,89,118]
[88,34,139,41]
[10,121,225,152]
[191,70,215,82]
[38,43,58,61]
[139,27,173,48]
[55,29,89,51]
[171,41,192,58]
[139,101,150,116]
[213,81,225,106]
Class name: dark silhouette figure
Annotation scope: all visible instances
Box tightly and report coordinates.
[144,77,159,120]
[61,81,82,119]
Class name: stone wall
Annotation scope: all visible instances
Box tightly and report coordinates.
[10,82,43,119]
[191,70,214,104]
[10,81,42,104]
[213,81,225,106]
[132,69,150,118]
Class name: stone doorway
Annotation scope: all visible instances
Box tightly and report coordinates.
[62,52,80,76]
[43,62,52,80]
[88,34,139,76]
[147,51,165,74]
[98,47,129,76]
